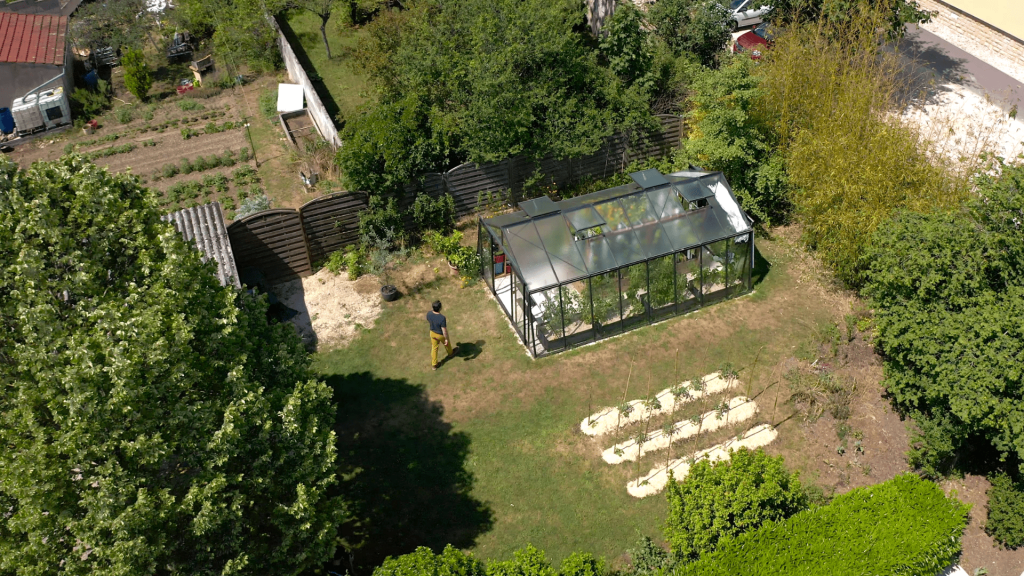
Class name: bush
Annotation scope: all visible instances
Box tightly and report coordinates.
[181,127,199,139]
[85,143,136,160]
[986,472,1024,549]
[114,106,134,124]
[412,192,457,234]
[345,249,363,280]
[121,46,152,102]
[178,98,204,111]
[219,195,237,212]
[374,545,484,576]
[864,160,1024,477]
[671,474,969,576]
[235,190,271,219]
[325,250,346,275]
[358,195,404,244]
[664,449,808,561]
[161,163,180,179]
[180,158,194,175]
[232,165,259,186]
[239,147,251,162]
[486,544,554,576]
[70,79,111,119]
[423,230,463,259]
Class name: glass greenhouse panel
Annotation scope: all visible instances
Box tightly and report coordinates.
[481,226,494,290]
[587,269,622,338]
[562,282,593,346]
[677,249,701,312]
[532,287,565,353]
[727,235,750,292]
[648,254,676,320]
[513,274,527,339]
[534,214,588,284]
[621,263,649,330]
[505,223,558,291]
[703,240,729,302]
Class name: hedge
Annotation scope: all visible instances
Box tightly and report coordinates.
[671,474,969,576]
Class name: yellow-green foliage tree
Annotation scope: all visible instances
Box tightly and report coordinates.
[756,4,969,286]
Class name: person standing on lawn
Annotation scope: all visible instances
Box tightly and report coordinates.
[428,300,458,370]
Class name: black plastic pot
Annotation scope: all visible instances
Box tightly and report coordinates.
[381,285,399,302]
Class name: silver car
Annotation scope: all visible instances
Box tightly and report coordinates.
[729,0,772,30]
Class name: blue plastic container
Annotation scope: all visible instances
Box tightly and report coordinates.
[0,108,13,135]
[84,70,99,89]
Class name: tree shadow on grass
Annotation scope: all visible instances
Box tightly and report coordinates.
[323,372,494,575]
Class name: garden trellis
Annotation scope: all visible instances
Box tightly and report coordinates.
[478,169,755,357]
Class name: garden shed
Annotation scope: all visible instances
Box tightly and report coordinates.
[478,168,754,357]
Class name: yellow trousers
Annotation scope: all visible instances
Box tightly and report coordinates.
[431,331,453,367]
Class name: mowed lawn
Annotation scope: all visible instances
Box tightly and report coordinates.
[313,229,846,572]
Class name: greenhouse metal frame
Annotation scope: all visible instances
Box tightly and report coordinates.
[477,169,755,358]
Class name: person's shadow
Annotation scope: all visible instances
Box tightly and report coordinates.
[322,372,494,575]
[455,340,485,362]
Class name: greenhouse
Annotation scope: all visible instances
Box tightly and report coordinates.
[477,168,754,357]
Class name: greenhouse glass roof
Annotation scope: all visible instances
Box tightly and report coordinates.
[482,169,753,292]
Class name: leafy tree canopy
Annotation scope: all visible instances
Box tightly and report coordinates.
[172,0,281,71]
[0,156,344,575]
[681,55,788,226]
[340,0,670,193]
[373,545,604,576]
[647,0,732,67]
[68,0,151,52]
[864,159,1024,477]
[664,448,809,561]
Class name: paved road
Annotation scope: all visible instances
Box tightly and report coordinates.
[899,23,1024,113]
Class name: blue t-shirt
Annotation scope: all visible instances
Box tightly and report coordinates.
[427,311,447,334]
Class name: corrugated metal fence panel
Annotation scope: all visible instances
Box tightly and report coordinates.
[300,191,368,265]
[446,159,511,215]
[227,209,312,285]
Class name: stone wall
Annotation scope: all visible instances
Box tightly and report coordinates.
[917,0,1024,84]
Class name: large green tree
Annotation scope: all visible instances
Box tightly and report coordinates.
[0,156,344,575]
[864,160,1024,477]
[647,0,732,67]
[340,0,659,193]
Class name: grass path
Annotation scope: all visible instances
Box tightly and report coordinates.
[313,229,849,571]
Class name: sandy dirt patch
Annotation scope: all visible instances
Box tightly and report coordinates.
[626,424,779,498]
[903,83,1024,168]
[580,372,741,436]
[602,396,758,465]
[275,267,382,350]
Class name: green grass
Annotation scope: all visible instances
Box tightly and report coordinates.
[280,10,370,124]
[312,232,840,571]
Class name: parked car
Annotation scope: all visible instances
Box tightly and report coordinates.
[729,0,771,30]
[732,22,774,59]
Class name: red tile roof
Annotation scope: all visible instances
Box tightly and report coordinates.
[0,12,69,66]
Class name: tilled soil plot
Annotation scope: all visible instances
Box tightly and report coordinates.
[92,129,250,176]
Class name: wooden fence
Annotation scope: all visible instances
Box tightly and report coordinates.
[227,115,684,285]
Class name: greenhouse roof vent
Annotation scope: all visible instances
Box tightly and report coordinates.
[629,169,670,189]
[519,196,560,217]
